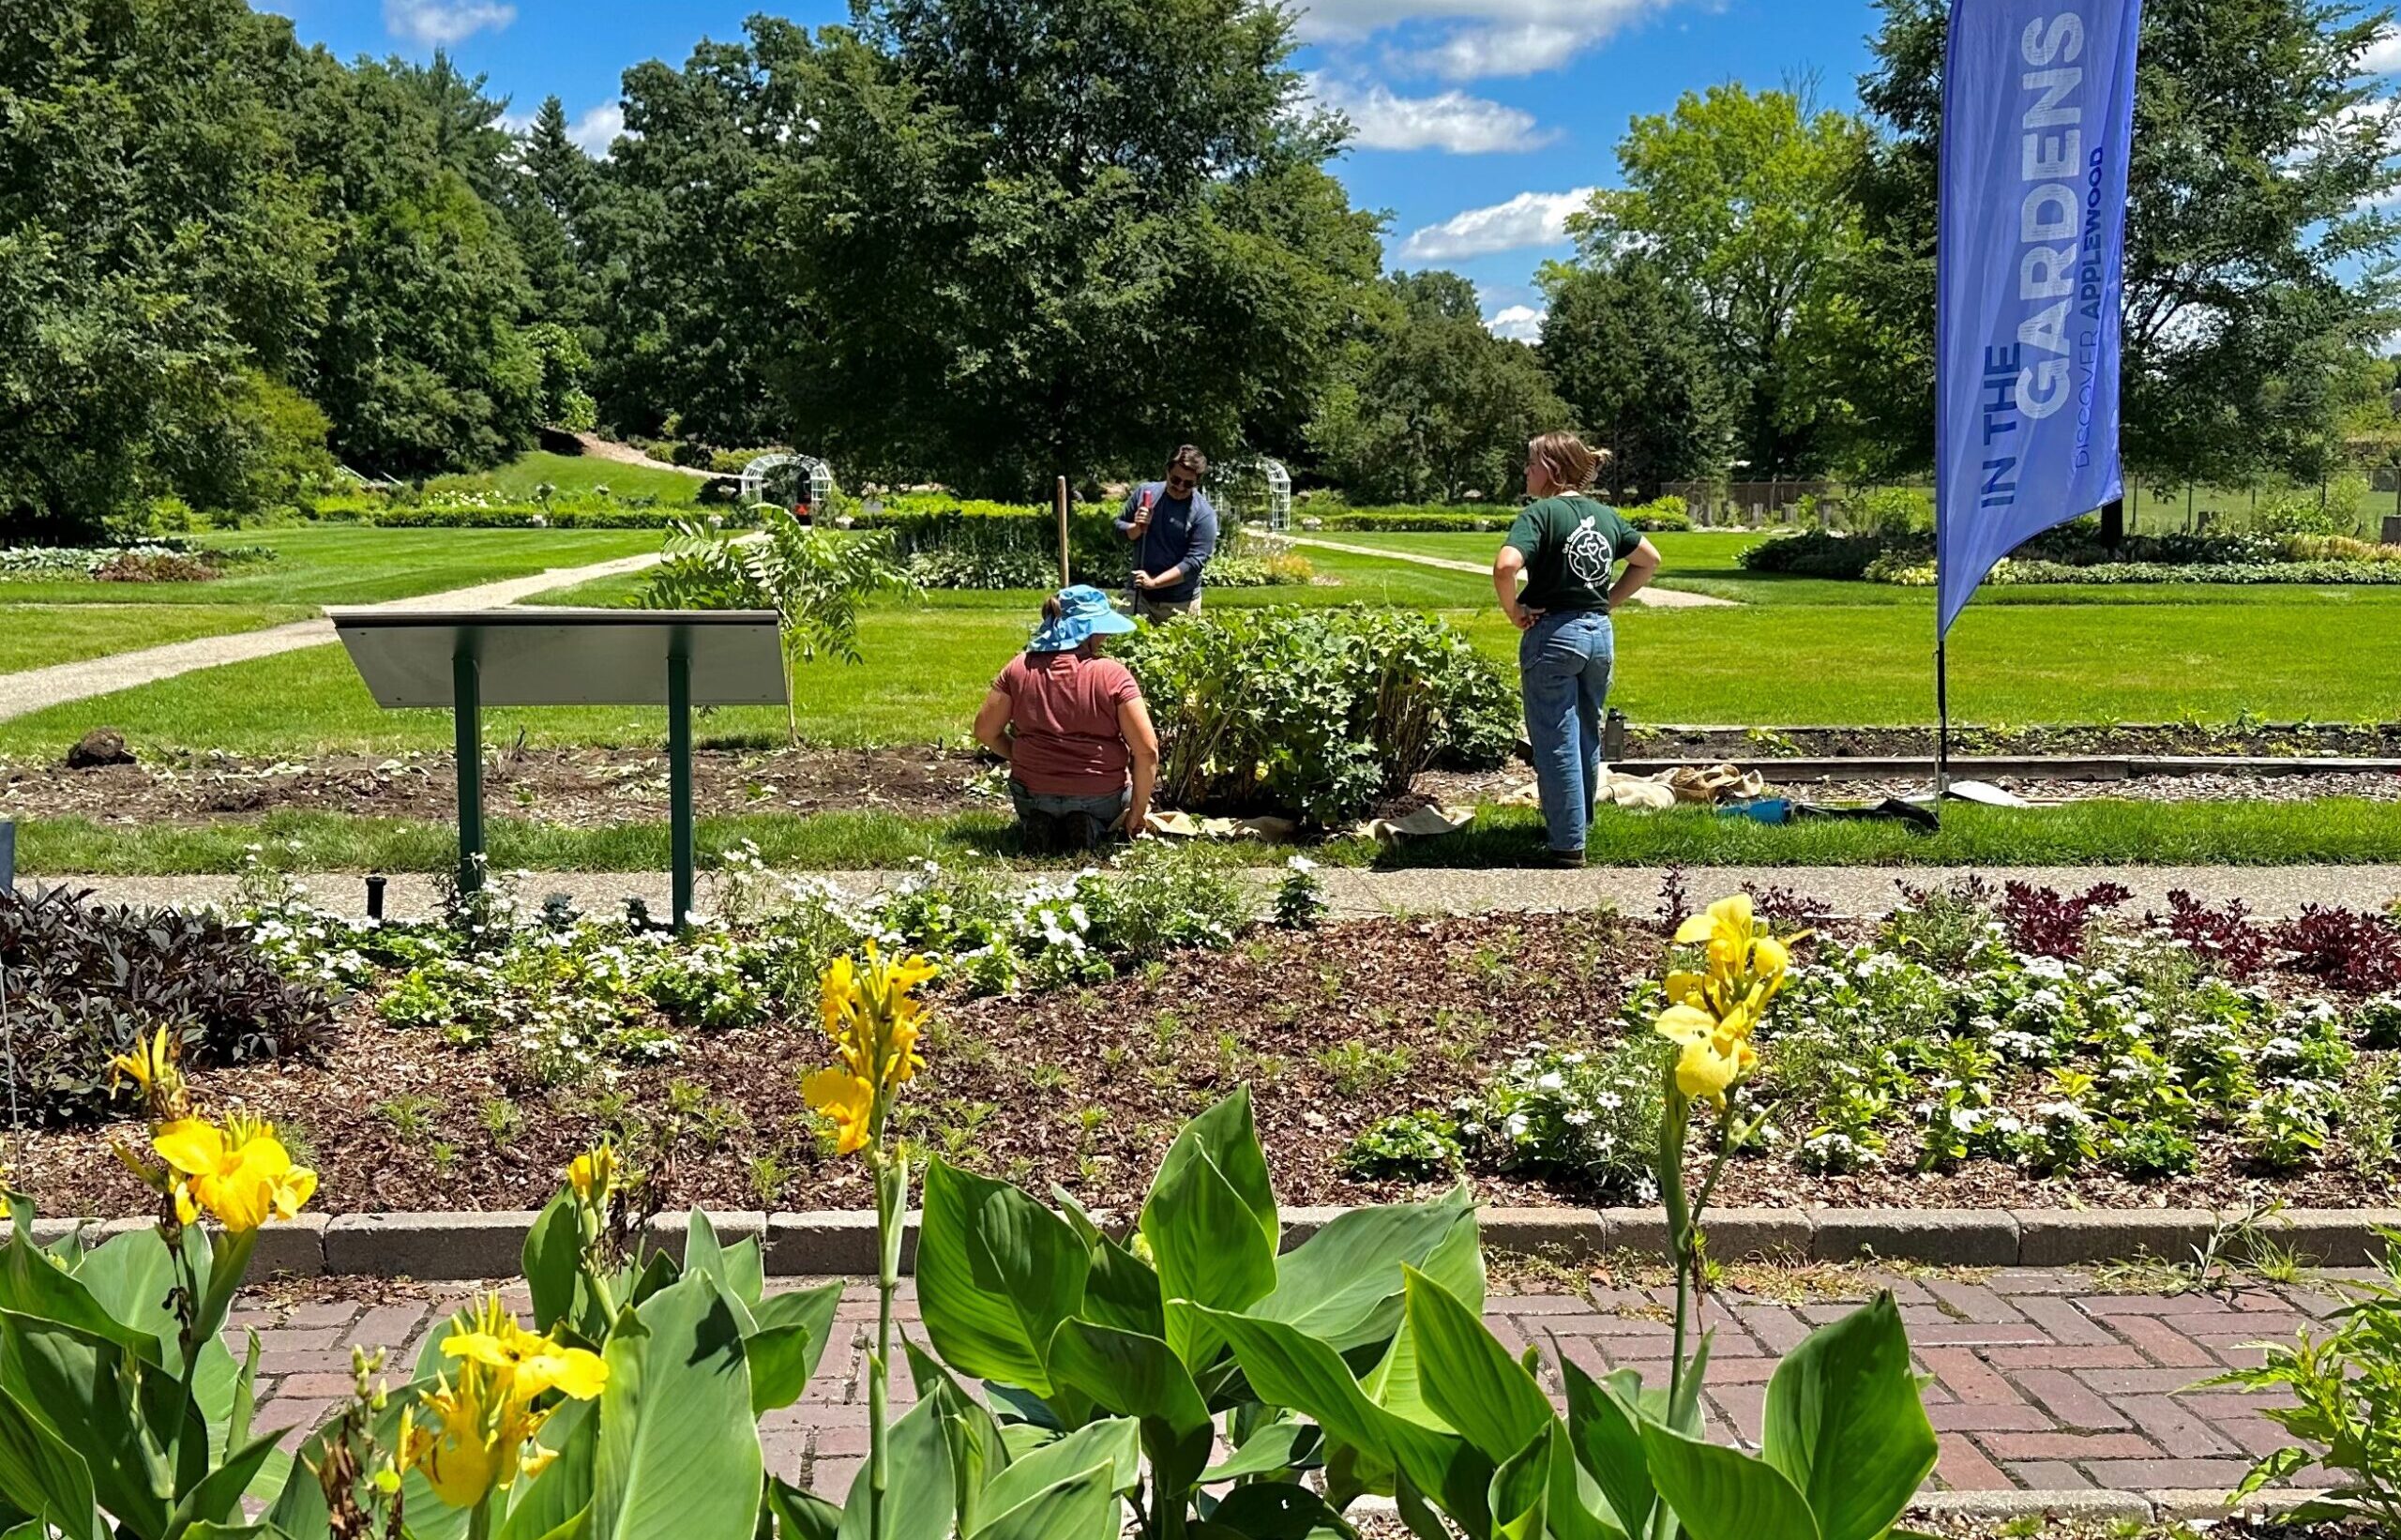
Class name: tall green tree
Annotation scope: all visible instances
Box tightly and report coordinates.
[1850,0,2401,486]
[0,0,331,536]
[1307,271,1570,504]
[1570,84,1871,478]
[592,23,813,446]
[288,53,542,476]
[1537,254,1734,494]
[505,96,602,331]
[758,0,1382,497]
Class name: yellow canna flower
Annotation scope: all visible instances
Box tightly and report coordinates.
[443,1294,609,1401]
[110,1027,191,1121]
[1654,1003,1717,1049]
[566,1142,615,1205]
[406,1361,536,1510]
[1672,1034,1757,1106]
[150,1115,317,1232]
[1673,895,1759,977]
[803,1067,875,1155]
[1752,933,1791,978]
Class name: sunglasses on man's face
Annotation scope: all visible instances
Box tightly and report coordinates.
[1166,476,1195,493]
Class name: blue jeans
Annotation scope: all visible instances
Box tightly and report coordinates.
[1008,779,1130,853]
[1518,610,1616,853]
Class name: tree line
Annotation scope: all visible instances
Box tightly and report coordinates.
[7,0,2398,540]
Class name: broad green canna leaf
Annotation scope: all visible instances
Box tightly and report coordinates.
[1045,1321,1213,1437]
[1559,1354,1657,1540]
[1487,1427,1550,1540]
[1760,1294,1937,1540]
[1401,1266,1553,1465]
[495,1397,597,1540]
[743,1282,844,1415]
[977,1419,1140,1517]
[965,1463,1120,1540]
[1638,1422,1820,1540]
[0,1384,101,1540]
[1191,1304,1495,1535]
[918,1160,1090,1397]
[591,1274,763,1540]
[833,1391,955,1540]
[1255,1188,1479,1352]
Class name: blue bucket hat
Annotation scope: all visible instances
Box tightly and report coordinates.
[1028,584,1137,653]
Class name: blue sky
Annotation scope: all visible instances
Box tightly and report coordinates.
[267,0,1912,336]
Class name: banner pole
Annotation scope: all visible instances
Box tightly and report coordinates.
[1055,476,1071,589]
[1935,634,1951,808]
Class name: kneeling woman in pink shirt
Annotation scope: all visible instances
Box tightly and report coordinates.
[973,585,1161,853]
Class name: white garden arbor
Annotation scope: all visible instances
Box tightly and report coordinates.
[736,453,834,516]
[1206,456,1292,532]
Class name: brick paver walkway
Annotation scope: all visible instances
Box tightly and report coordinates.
[237,1267,2340,1502]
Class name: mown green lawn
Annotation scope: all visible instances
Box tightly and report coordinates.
[21,796,2401,874]
[422,449,712,505]
[0,603,316,673]
[9,556,2400,760]
[1,527,658,609]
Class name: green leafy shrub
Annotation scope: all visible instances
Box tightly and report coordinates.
[2216,1231,2401,1530]
[1846,485,1935,535]
[1343,1109,1465,1178]
[642,518,914,727]
[1122,606,1516,825]
[0,887,335,1124]
[1457,1034,1667,1197]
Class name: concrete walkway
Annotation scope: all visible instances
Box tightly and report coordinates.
[0,551,670,721]
[52,863,2401,920]
[1286,535,1738,608]
[235,1267,2329,1504]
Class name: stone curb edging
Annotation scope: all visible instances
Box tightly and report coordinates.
[27,1204,2401,1280]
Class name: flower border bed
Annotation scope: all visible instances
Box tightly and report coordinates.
[35,1202,2401,1279]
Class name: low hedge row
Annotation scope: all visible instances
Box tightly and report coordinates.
[373,505,763,530]
[1748,524,2401,584]
[1303,495,1693,534]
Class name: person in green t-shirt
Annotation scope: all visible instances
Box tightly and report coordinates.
[1492,431,1663,867]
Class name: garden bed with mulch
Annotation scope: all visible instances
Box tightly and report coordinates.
[10,743,2398,839]
[9,883,2401,1221]
[1639,720,2401,760]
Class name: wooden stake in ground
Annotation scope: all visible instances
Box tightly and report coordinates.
[1055,476,1071,589]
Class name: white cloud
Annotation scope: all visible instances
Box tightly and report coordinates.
[1486,304,1546,341]
[1308,76,1557,153]
[567,104,625,156]
[2364,28,2401,73]
[497,109,536,136]
[1415,22,1597,78]
[383,0,516,47]
[1397,187,1594,260]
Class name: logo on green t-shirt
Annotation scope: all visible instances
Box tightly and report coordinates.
[1564,515,1610,584]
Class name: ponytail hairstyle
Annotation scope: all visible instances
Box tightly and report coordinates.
[1528,431,1610,494]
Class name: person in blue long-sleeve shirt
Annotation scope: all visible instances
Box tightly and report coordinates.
[1114,444,1218,621]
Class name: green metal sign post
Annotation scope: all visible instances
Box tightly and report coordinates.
[667,645,695,927]
[453,649,484,893]
[332,609,784,929]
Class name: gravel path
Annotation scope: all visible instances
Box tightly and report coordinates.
[1283,536,1738,608]
[0,551,671,721]
[45,862,2401,921]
